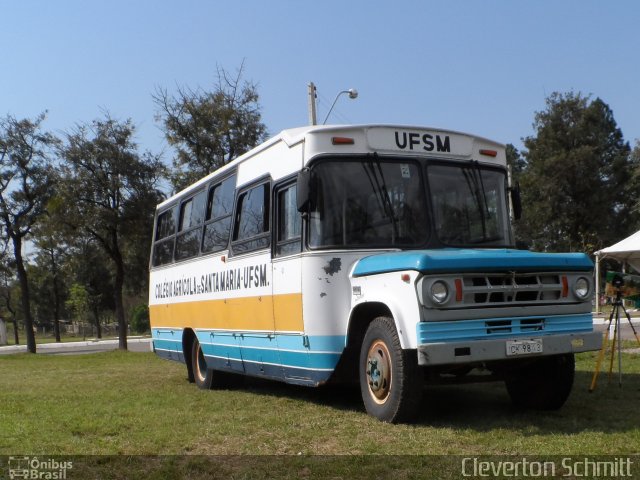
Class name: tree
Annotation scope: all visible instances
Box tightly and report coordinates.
[66,283,90,337]
[153,63,268,191]
[0,244,19,345]
[628,141,640,229]
[30,214,70,342]
[0,113,57,353]
[65,239,115,339]
[518,92,632,253]
[58,115,164,350]
[506,143,526,181]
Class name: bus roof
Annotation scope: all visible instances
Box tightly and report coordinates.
[157,124,505,210]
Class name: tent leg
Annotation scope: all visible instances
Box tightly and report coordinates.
[595,254,600,314]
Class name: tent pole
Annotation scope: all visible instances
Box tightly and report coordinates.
[595,253,600,314]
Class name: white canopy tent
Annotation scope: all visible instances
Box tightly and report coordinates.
[594,230,640,313]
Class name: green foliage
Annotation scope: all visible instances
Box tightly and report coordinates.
[65,282,90,324]
[0,113,59,352]
[57,114,165,348]
[517,92,634,253]
[629,141,640,220]
[129,303,150,334]
[154,62,268,192]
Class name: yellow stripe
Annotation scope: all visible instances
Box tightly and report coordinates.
[150,293,303,332]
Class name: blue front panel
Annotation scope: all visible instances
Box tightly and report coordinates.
[417,313,593,344]
[353,249,593,277]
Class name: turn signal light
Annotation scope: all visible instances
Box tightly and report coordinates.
[455,278,463,302]
[332,136,355,145]
[479,149,498,157]
[562,276,569,297]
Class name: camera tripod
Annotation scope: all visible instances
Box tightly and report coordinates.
[589,288,640,392]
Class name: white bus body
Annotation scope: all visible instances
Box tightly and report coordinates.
[149,125,600,422]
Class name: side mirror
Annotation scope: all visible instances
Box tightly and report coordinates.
[510,182,522,221]
[297,168,312,212]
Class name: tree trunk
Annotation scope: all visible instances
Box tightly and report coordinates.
[93,305,102,339]
[12,236,36,353]
[12,318,19,345]
[52,271,61,342]
[113,247,127,351]
[0,318,7,346]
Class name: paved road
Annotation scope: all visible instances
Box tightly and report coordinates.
[0,337,151,355]
[593,315,640,342]
[1,317,638,356]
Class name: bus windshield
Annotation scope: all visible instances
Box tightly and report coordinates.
[309,159,429,248]
[427,163,512,247]
[308,158,512,249]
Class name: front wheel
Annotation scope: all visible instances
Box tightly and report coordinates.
[505,353,575,410]
[359,317,423,423]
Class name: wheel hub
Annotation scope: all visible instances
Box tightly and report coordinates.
[366,340,392,403]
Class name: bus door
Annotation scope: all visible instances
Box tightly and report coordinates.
[229,180,276,377]
[272,181,309,382]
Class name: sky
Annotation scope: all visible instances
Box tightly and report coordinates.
[2,0,639,161]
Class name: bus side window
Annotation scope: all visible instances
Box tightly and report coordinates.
[175,189,206,261]
[202,174,236,254]
[152,205,178,266]
[232,182,270,254]
[275,183,301,256]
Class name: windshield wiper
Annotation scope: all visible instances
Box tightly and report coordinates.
[366,154,399,241]
[462,161,491,241]
[472,161,491,219]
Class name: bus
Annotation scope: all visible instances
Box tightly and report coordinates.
[149,124,601,423]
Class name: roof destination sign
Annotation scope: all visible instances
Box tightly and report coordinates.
[366,127,474,157]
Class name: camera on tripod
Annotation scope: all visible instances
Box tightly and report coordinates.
[612,274,625,289]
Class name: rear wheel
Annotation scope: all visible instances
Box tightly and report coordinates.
[191,337,215,389]
[359,317,423,423]
[190,336,239,390]
[505,353,575,410]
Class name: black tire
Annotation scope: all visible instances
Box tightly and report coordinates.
[191,337,215,390]
[359,316,423,423]
[505,353,575,410]
[190,336,238,390]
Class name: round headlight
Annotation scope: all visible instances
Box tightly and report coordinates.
[574,277,590,300]
[431,281,449,304]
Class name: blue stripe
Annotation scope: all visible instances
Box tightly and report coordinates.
[153,339,181,351]
[353,249,593,276]
[153,327,345,384]
[417,313,593,344]
[152,328,182,341]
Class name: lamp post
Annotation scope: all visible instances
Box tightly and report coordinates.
[322,89,358,124]
[307,83,358,125]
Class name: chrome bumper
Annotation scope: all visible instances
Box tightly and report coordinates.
[417,331,602,366]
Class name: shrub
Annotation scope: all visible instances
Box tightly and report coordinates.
[129,304,150,334]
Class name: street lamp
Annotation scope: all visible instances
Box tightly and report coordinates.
[322,88,358,124]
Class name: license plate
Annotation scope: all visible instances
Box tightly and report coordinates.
[506,339,543,356]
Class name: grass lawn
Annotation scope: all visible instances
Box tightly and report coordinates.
[1,349,639,478]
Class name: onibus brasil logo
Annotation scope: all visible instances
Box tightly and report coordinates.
[6,457,72,480]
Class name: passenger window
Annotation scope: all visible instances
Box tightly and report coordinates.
[276,184,301,256]
[179,190,206,231]
[232,182,270,253]
[175,190,206,260]
[152,205,178,266]
[155,207,177,240]
[202,174,236,253]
